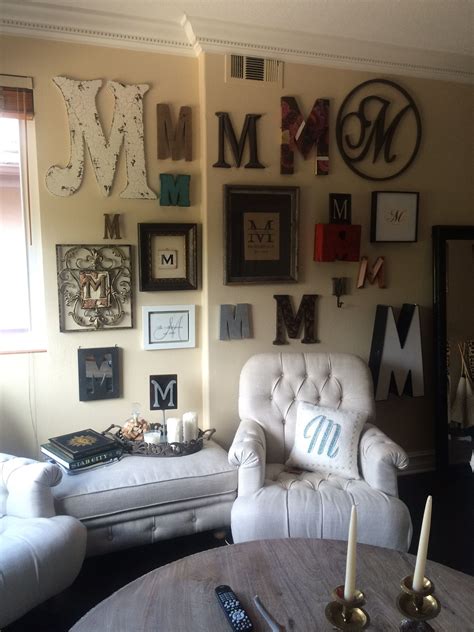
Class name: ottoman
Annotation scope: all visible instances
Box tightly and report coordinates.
[52,440,237,556]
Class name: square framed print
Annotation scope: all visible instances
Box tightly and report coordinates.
[142,305,195,350]
[56,244,132,332]
[371,191,419,243]
[138,223,198,291]
[224,185,299,284]
[78,346,120,401]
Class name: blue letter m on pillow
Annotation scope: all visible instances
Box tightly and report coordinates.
[304,415,341,458]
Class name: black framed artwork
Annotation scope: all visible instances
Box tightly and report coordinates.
[138,223,198,291]
[370,191,419,243]
[224,185,299,284]
[78,346,120,401]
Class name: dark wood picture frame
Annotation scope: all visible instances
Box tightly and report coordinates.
[138,223,198,291]
[432,225,474,472]
[224,185,299,284]
[78,346,120,401]
[370,191,419,242]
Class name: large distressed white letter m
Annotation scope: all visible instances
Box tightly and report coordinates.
[46,76,156,198]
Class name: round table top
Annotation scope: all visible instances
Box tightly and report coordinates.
[71,538,473,632]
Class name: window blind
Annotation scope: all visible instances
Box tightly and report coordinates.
[0,75,34,119]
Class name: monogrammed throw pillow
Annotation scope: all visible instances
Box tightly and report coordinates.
[286,402,366,479]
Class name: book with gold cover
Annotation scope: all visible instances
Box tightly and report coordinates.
[41,442,122,470]
[49,428,118,459]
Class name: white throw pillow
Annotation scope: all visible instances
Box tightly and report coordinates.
[286,402,366,479]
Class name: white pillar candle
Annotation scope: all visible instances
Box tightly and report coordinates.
[167,417,183,444]
[413,495,432,591]
[344,505,357,601]
[183,411,199,442]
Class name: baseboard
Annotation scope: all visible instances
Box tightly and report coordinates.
[398,450,436,475]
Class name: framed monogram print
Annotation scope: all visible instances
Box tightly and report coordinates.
[224,185,299,284]
[370,191,419,243]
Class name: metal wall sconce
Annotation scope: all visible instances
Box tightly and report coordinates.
[332,277,347,308]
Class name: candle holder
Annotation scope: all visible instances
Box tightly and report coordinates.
[325,586,369,631]
[397,575,440,630]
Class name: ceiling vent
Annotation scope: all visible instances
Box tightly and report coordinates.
[226,55,283,86]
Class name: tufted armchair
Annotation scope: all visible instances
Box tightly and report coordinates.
[0,453,87,628]
[228,352,413,551]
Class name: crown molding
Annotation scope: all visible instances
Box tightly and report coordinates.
[1,2,472,83]
[0,2,194,55]
[184,16,474,84]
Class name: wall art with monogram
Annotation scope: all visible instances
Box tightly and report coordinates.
[46,77,155,198]
[336,79,422,181]
[56,244,132,332]
[142,305,195,350]
[371,191,419,242]
[78,346,120,401]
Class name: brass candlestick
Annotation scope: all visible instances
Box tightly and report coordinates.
[397,575,441,630]
[325,585,370,631]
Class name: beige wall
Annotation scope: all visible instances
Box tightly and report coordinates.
[201,53,473,449]
[0,36,203,455]
[0,36,472,459]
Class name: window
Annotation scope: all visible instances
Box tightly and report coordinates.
[0,76,45,353]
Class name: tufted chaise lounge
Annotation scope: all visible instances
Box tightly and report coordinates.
[229,352,413,551]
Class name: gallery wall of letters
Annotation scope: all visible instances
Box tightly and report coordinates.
[48,73,425,401]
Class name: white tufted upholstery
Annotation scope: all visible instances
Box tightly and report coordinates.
[0,453,87,627]
[229,352,413,551]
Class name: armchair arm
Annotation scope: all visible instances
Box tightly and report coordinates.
[228,419,266,496]
[359,424,409,496]
[0,454,63,518]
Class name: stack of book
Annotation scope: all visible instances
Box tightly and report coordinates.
[40,428,123,474]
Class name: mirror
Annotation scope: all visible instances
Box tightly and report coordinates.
[433,226,474,471]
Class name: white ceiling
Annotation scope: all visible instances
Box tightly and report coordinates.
[1,0,473,82]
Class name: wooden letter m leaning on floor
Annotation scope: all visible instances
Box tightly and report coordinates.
[369,303,424,401]
[273,295,319,345]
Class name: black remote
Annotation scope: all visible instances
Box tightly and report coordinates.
[215,585,254,631]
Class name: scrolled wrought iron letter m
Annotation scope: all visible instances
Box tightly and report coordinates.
[336,79,422,181]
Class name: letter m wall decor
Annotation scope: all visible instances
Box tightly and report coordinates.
[281,96,329,175]
[273,294,319,345]
[369,304,424,401]
[46,76,156,198]
[149,374,178,411]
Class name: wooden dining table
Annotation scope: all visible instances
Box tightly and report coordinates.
[70,538,473,631]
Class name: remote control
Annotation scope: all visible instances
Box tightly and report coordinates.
[215,585,254,631]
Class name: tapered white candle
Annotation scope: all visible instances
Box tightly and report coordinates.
[344,505,357,601]
[413,495,432,591]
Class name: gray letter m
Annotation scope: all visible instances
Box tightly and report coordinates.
[220,304,252,340]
